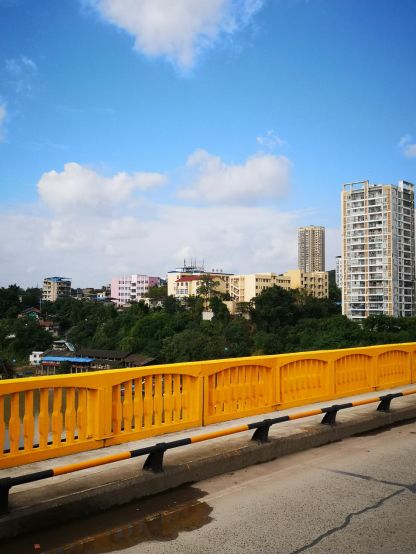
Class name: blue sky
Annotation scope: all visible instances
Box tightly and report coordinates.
[0,0,415,287]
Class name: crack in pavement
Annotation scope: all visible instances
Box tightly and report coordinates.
[292,488,405,553]
[323,468,416,494]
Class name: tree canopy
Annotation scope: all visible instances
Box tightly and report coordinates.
[1,283,416,371]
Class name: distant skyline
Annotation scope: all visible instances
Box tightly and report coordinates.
[1,0,415,287]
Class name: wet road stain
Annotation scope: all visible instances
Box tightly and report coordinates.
[0,486,213,554]
[354,418,416,437]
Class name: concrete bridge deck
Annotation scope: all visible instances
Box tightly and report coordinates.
[1,385,416,540]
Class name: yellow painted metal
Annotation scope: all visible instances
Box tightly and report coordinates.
[280,358,329,407]
[1,343,416,469]
[376,350,411,389]
[202,358,276,425]
[334,353,373,396]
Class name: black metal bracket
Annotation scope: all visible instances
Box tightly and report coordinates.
[377,394,393,413]
[143,443,167,473]
[321,406,340,426]
[251,420,272,443]
[0,477,12,515]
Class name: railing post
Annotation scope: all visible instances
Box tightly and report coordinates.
[0,477,12,515]
[143,443,167,473]
[377,394,394,413]
[251,419,272,443]
[321,405,340,426]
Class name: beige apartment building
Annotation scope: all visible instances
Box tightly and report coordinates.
[167,262,232,299]
[281,269,328,299]
[298,225,325,272]
[342,180,415,320]
[42,277,72,302]
[172,274,228,302]
[229,270,328,303]
[229,273,290,304]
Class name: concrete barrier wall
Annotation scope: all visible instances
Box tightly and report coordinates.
[0,342,415,469]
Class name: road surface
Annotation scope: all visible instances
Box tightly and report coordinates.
[3,419,416,553]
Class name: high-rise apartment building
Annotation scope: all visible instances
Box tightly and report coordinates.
[111,274,162,306]
[298,226,325,272]
[335,255,343,289]
[42,277,71,302]
[342,180,415,320]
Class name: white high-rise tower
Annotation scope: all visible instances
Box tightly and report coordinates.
[341,180,415,320]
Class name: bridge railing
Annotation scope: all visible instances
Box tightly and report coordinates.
[1,342,415,469]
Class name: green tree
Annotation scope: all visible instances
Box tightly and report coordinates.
[328,269,342,303]
[0,284,22,317]
[196,275,221,307]
[251,286,298,332]
[223,318,253,357]
[209,296,230,327]
[161,327,226,363]
[148,284,167,299]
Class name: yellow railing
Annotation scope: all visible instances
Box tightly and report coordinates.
[1,342,415,469]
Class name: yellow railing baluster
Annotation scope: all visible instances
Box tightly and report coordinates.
[77,388,88,441]
[38,389,49,449]
[181,375,190,421]
[112,385,122,434]
[0,342,415,468]
[23,391,34,451]
[0,396,4,455]
[172,374,181,423]
[153,375,163,427]
[143,377,153,428]
[8,393,20,454]
[52,388,63,445]
[65,388,76,444]
[133,378,143,430]
[163,374,172,425]
[122,381,133,433]
[216,371,224,415]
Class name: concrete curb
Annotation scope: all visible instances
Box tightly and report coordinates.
[1,398,416,540]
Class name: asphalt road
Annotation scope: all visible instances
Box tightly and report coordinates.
[119,419,416,554]
[3,419,416,553]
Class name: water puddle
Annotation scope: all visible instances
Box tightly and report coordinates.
[0,486,213,554]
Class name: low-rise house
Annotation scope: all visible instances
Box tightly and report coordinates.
[29,351,44,366]
[37,344,155,375]
[18,307,41,320]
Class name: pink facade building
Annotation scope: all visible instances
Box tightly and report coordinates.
[111,274,162,306]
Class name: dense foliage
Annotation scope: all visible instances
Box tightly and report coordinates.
[1,282,416,369]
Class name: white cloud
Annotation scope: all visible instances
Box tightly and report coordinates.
[5,56,38,94]
[6,56,38,74]
[0,201,307,287]
[398,134,411,148]
[178,149,291,204]
[404,144,416,158]
[256,129,286,150]
[37,162,167,214]
[0,148,344,289]
[0,103,6,142]
[88,0,263,69]
[398,134,416,158]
